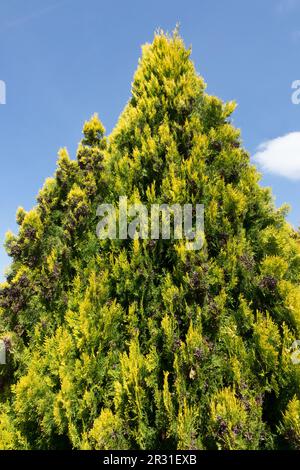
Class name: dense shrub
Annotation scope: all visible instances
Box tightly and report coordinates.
[0,31,300,450]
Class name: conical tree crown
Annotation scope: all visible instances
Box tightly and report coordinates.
[108,32,204,193]
[1,31,300,451]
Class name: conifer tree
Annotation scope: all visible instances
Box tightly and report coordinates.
[1,30,300,450]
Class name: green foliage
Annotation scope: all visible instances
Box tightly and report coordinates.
[0,30,300,450]
[279,396,300,449]
[208,388,266,450]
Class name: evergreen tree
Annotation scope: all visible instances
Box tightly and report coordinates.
[1,30,300,450]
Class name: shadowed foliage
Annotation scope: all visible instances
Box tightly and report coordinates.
[1,31,300,450]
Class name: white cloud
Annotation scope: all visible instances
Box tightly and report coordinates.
[253,132,300,180]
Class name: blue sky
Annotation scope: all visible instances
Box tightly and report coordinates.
[0,0,300,279]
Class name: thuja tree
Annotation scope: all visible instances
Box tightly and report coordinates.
[1,31,300,450]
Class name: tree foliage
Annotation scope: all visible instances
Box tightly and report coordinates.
[1,31,300,450]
